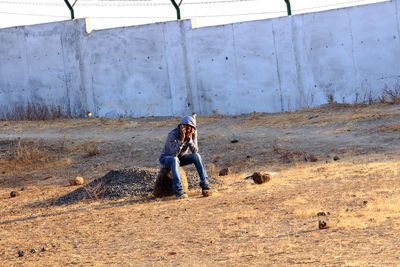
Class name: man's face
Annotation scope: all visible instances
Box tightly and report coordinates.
[181,124,195,135]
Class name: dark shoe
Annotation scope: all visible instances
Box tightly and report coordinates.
[176,190,188,199]
[201,184,213,197]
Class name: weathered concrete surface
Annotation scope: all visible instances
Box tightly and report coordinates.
[0,20,87,117]
[1,0,400,117]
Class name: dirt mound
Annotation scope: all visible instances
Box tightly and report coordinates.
[55,167,221,205]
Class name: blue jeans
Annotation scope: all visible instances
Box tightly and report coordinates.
[159,153,209,195]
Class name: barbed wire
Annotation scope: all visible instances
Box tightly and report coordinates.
[292,0,384,12]
[0,1,64,6]
[0,0,258,6]
[0,0,386,19]
[0,11,69,17]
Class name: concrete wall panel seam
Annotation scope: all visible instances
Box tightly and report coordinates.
[271,22,284,112]
[161,24,175,116]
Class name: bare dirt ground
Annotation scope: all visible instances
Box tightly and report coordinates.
[1,103,400,266]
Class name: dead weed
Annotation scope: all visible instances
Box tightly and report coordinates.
[0,139,71,173]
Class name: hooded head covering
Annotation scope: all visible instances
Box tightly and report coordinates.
[179,114,197,129]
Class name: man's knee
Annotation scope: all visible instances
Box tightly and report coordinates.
[193,153,202,162]
[172,156,180,166]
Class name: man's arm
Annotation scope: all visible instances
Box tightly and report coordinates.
[188,130,198,154]
[166,131,186,157]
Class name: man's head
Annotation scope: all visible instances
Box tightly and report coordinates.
[179,114,197,138]
[179,114,196,129]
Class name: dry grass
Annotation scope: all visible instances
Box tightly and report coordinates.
[69,140,105,155]
[0,139,71,174]
[282,159,400,231]
[84,182,106,201]
[233,103,400,129]
[1,102,69,121]
[85,146,100,157]
[3,158,400,265]
[378,87,400,104]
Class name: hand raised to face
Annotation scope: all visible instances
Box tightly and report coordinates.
[180,124,195,142]
[186,126,194,136]
[179,125,187,142]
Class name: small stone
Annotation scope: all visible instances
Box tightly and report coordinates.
[317,211,326,217]
[41,247,48,252]
[169,251,177,255]
[363,200,368,205]
[18,250,25,257]
[202,189,213,197]
[69,176,84,186]
[219,167,231,176]
[304,153,318,162]
[30,248,36,253]
[318,220,329,229]
[10,191,20,198]
[309,154,318,162]
[251,172,271,184]
[333,155,340,161]
[20,187,26,191]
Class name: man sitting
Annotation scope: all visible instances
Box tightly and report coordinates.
[159,114,212,199]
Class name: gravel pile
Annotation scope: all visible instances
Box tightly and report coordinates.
[55,166,221,205]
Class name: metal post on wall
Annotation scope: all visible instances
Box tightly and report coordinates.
[64,0,78,20]
[170,0,183,20]
[284,0,292,16]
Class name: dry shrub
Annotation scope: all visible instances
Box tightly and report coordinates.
[273,146,311,164]
[85,146,100,157]
[7,139,52,171]
[84,182,106,201]
[0,139,72,175]
[378,87,400,104]
[1,102,71,121]
[70,140,105,155]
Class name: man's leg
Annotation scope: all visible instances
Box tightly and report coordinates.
[159,156,185,196]
[179,153,209,188]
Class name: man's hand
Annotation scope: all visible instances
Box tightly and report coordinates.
[179,125,186,142]
[180,125,194,142]
[186,127,195,141]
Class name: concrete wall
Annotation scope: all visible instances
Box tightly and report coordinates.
[0,20,88,117]
[1,0,400,117]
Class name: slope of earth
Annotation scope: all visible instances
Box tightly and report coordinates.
[0,103,400,266]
